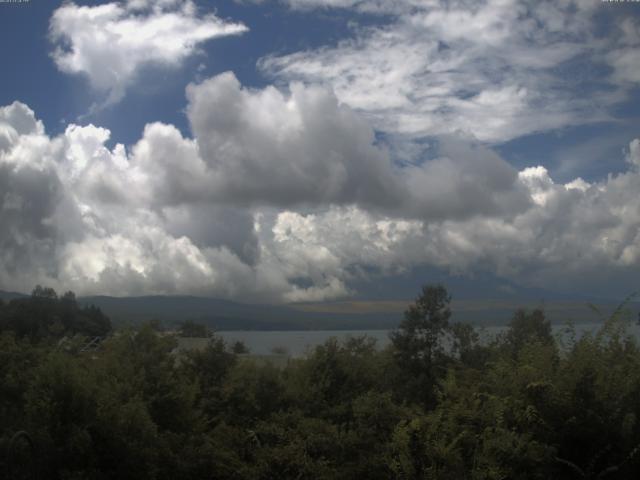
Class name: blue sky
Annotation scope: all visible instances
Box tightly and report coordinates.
[1,1,381,143]
[0,0,639,302]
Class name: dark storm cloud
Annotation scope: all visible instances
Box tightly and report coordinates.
[0,162,62,278]
[185,72,530,220]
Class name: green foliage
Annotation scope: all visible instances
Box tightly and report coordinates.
[0,286,111,341]
[390,285,452,407]
[2,284,640,478]
[501,308,553,355]
[232,339,250,354]
[178,319,211,338]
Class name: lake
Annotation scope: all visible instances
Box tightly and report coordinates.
[218,322,640,357]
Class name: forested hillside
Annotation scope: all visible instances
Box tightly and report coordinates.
[1,286,640,479]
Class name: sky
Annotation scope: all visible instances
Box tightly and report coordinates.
[0,0,639,303]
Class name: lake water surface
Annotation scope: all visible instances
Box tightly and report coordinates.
[218,322,640,357]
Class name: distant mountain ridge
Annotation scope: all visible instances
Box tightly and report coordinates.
[1,289,636,330]
[65,294,640,330]
[78,294,398,330]
[0,290,28,301]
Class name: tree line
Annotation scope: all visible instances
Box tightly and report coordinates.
[1,285,640,479]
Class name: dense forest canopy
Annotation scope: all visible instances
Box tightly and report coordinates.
[0,286,111,342]
[1,285,640,479]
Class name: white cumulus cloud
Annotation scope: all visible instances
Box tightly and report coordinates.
[49,0,248,105]
[1,93,640,301]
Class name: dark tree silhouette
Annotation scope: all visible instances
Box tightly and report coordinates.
[390,284,452,407]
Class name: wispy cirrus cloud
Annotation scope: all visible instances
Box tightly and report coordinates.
[260,0,629,144]
[606,16,640,85]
